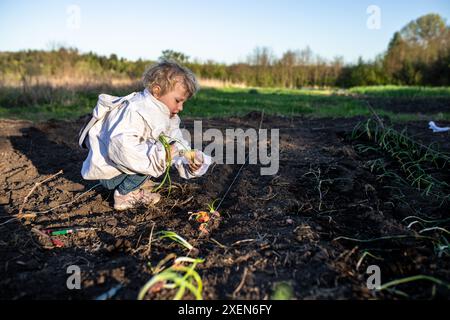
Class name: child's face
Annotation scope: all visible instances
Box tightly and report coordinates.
[153,81,189,118]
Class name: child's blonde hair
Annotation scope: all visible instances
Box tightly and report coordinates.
[142,60,199,98]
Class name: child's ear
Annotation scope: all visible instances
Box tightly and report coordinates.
[152,85,161,98]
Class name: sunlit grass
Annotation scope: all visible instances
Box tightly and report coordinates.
[349,85,450,98]
[1,85,450,122]
[138,256,204,300]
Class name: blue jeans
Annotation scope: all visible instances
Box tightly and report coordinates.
[100,173,148,195]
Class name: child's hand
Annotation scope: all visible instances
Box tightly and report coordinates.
[185,150,203,172]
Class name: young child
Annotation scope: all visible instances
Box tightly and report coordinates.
[79,60,212,210]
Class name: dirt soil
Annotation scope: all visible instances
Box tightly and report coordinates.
[1,111,450,300]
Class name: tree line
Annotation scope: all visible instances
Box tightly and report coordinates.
[1,13,449,88]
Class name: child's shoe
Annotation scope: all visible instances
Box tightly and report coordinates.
[114,189,161,211]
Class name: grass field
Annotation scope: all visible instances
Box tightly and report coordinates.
[0,85,450,122]
[348,85,450,98]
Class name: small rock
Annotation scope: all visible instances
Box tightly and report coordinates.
[264,251,273,257]
[97,274,106,284]
[106,218,118,228]
[114,239,124,248]
[0,192,10,205]
[65,183,86,192]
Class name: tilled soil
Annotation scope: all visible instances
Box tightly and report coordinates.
[1,113,449,300]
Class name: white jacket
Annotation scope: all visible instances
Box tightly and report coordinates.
[80,88,212,180]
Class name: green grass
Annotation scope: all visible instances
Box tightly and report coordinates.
[0,84,136,122]
[1,85,450,122]
[0,101,94,121]
[271,282,294,300]
[185,87,450,121]
[349,85,450,98]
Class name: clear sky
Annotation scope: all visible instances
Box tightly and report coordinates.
[0,0,449,64]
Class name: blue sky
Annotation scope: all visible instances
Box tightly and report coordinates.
[0,0,449,64]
